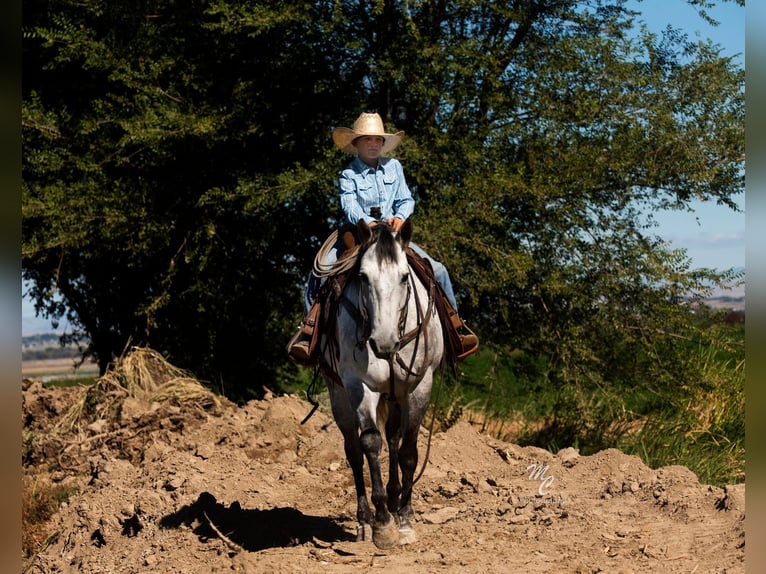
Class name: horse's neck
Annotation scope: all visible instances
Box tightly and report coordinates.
[405,264,430,322]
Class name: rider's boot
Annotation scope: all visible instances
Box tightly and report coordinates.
[455,321,479,359]
[286,301,320,366]
[445,305,479,359]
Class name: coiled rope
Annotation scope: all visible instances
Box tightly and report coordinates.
[312,229,360,279]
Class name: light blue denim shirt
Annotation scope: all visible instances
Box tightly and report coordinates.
[339,156,415,226]
[306,155,458,312]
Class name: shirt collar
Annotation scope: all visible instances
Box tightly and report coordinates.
[353,156,387,175]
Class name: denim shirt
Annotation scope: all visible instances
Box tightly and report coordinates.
[339,156,415,226]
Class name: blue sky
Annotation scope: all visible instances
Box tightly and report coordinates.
[21,1,747,335]
[626,0,745,271]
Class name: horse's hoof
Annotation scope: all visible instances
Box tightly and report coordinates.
[373,519,399,549]
[356,523,373,542]
[398,525,418,545]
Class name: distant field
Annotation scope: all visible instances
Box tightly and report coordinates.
[22,358,98,381]
[704,295,745,310]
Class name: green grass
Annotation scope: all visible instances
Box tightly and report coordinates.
[426,318,745,487]
[618,350,745,485]
[43,376,98,388]
[620,411,744,486]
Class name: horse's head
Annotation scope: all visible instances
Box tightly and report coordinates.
[356,218,413,360]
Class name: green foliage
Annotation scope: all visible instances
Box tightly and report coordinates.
[23,1,744,406]
[23,0,352,389]
[618,316,745,485]
[442,311,744,486]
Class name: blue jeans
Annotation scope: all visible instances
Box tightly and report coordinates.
[304,240,458,313]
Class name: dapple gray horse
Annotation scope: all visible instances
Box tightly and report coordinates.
[321,218,444,549]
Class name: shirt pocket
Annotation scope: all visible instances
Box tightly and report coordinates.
[355,182,375,205]
[382,170,397,186]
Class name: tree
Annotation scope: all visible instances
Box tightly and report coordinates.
[23,0,744,401]
[22,0,353,388]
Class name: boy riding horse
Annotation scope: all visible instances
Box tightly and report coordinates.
[287,112,478,366]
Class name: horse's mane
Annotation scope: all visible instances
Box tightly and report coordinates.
[370,224,399,264]
[338,223,405,281]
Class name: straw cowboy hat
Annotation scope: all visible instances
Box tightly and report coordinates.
[332,112,405,155]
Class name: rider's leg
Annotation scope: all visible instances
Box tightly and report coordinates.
[288,241,342,366]
[408,242,479,358]
[408,242,458,309]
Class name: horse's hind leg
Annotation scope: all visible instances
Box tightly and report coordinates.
[385,399,402,514]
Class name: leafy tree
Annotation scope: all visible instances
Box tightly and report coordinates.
[23,0,352,388]
[23,0,744,402]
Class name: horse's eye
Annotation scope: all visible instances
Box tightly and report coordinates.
[401,274,409,285]
[360,273,369,284]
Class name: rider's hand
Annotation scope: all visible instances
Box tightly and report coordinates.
[388,217,403,232]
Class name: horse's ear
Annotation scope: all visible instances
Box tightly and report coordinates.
[398,217,413,247]
[357,219,372,245]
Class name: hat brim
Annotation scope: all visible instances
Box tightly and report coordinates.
[332,127,404,155]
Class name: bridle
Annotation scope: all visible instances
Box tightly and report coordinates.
[350,256,440,487]
[341,254,436,380]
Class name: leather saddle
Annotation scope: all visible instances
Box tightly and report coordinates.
[299,223,475,369]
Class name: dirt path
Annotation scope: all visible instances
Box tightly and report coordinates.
[22,380,744,573]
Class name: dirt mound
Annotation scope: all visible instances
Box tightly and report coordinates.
[23,369,744,573]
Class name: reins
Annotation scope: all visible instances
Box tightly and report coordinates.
[395,277,435,377]
[414,358,447,485]
[394,273,441,486]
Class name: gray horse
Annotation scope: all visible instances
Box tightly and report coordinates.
[321,218,445,549]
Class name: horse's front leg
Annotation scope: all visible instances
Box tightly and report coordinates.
[327,382,373,541]
[343,429,374,542]
[396,380,432,545]
[396,421,420,545]
[359,426,399,549]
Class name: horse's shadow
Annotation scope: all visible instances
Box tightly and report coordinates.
[159,491,354,551]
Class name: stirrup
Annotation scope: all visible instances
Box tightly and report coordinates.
[456,325,479,360]
[286,303,321,366]
[287,330,316,366]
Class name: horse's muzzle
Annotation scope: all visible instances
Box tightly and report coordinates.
[368,337,400,360]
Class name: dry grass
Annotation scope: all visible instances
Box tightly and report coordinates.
[100,346,220,407]
[22,475,77,563]
[52,346,220,437]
